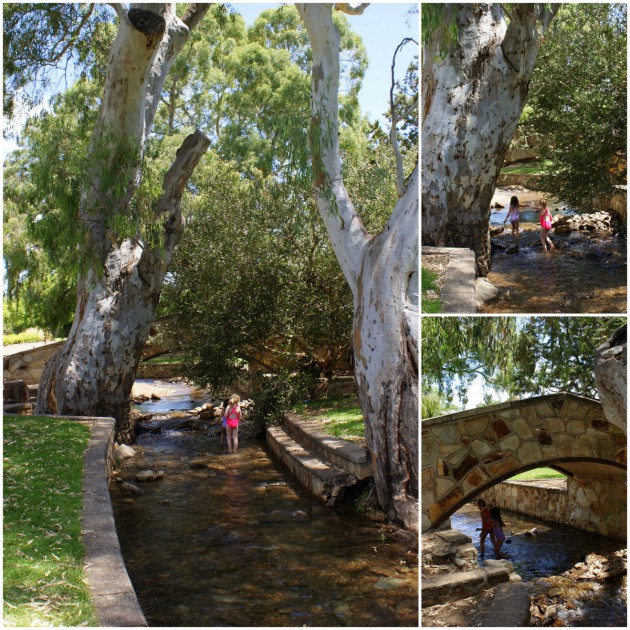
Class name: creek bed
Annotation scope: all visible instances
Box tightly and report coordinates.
[451,503,626,627]
[112,389,418,627]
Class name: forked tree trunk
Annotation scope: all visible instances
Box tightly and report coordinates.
[297,3,418,530]
[422,3,557,275]
[36,4,210,440]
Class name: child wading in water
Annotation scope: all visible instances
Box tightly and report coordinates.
[490,506,508,559]
[539,198,555,252]
[503,195,521,240]
[225,394,241,454]
[477,498,495,555]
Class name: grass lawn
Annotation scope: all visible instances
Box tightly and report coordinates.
[3,330,63,346]
[422,267,441,314]
[501,159,553,175]
[293,395,365,440]
[3,415,98,627]
[144,354,184,364]
[510,467,567,481]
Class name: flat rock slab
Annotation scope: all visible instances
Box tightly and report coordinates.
[435,529,472,546]
[422,567,510,607]
[480,582,532,627]
[423,246,476,313]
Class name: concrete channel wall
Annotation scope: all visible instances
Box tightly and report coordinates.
[76,416,148,626]
[482,476,627,540]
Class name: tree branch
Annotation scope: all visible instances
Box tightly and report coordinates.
[181,3,213,31]
[296,2,371,297]
[334,3,370,15]
[389,37,417,197]
[108,3,124,19]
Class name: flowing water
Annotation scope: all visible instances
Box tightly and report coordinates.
[451,503,626,626]
[480,188,627,313]
[112,382,418,627]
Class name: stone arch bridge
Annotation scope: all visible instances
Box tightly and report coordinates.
[422,393,626,534]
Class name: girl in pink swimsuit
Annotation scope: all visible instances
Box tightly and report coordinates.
[503,195,520,240]
[539,198,555,252]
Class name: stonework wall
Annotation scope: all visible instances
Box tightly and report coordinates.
[482,476,626,540]
[422,393,627,532]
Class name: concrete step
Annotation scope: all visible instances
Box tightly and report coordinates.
[422,566,511,607]
[266,425,359,506]
[283,413,372,479]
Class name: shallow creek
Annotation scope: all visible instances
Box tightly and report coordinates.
[451,503,626,626]
[481,188,626,313]
[111,384,418,626]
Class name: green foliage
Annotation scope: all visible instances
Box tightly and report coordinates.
[3,3,114,123]
[527,3,627,210]
[421,385,457,419]
[422,317,626,404]
[3,415,97,627]
[164,152,357,389]
[421,4,458,51]
[248,371,314,434]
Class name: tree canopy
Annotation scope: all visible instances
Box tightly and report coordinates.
[422,317,626,409]
[522,3,627,209]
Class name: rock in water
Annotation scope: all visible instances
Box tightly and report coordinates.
[136,470,165,482]
[113,444,137,460]
[475,278,500,310]
[121,481,141,494]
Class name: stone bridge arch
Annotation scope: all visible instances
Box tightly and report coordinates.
[422,393,626,532]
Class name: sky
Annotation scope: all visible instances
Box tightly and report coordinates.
[2,2,418,158]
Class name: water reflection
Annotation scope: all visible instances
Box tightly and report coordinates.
[112,425,418,626]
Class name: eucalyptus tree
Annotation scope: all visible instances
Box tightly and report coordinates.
[297,3,418,530]
[422,3,558,275]
[15,4,214,439]
[422,317,627,403]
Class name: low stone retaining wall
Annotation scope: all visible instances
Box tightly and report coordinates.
[266,425,357,505]
[481,476,626,539]
[283,413,371,479]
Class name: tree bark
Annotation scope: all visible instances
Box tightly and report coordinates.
[594,324,627,434]
[36,4,210,439]
[421,4,557,275]
[296,3,418,531]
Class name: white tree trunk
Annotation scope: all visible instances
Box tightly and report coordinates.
[595,325,627,434]
[422,4,556,275]
[37,4,210,439]
[297,3,418,530]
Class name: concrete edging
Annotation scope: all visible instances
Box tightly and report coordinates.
[422,246,477,313]
[76,415,148,627]
[8,414,147,626]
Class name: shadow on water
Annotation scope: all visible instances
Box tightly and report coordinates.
[451,503,626,627]
[112,390,418,627]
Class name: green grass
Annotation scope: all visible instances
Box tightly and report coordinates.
[501,159,553,175]
[144,354,184,364]
[510,467,566,481]
[3,329,61,346]
[422,267,441,314]
[3,415,98,627]
[293,395,365,439]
